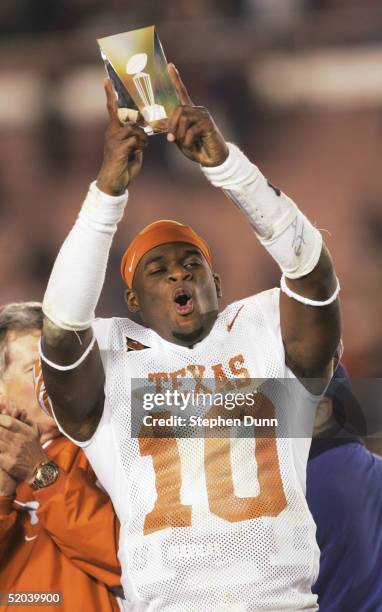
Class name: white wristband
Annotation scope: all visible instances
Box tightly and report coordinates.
[39,334,96,371]
[201,143,323,279]
[43,181,128,331]
[280,274,341,307]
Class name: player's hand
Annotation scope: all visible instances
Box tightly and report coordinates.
[0,415,47,484]
[97,79,149,196]
[166,64,229,167]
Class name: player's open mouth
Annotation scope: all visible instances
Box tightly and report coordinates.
[173,288,194,315]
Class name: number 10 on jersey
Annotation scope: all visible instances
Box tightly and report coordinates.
[139,395,287,535]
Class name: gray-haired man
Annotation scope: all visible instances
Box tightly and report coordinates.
[0,302,122,610]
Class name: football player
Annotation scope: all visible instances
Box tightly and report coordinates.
[38,65,341,610]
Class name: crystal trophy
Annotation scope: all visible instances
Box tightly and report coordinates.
[98,25,179,134]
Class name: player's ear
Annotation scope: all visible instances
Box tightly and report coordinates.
[125,289,140,313]
[333,339,344,371]
[314,397,333,434]
[213,273,222,299]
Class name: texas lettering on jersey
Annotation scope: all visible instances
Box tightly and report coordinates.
[147,353,251,393]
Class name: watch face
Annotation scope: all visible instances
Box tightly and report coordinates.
[41,463,57,483]
[33,461,59,489]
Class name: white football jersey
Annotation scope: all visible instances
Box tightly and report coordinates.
[52,288,320,611]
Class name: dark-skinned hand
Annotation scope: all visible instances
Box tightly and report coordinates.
[166,64,229,167]
[97,79,149,196]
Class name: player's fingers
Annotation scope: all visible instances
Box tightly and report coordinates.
[166,105,183,140]
[119,122,148,138]
[183,123,205,150]
[167,106,195,143]
[120,135,148,157]
[117,123,148,147]
[104,79,120,126]
[130,150,144,177]
[167,63,193,106]
[176,114,195,143]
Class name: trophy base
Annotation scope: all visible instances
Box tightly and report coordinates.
[141,104,167,123]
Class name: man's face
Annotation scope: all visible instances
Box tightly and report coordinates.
[1,329,58,435]
[127,242,221,346]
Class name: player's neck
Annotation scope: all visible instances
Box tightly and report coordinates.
[170,312,218,348]
[171,327,206,348]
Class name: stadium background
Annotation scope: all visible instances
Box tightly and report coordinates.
[1,0,382,377]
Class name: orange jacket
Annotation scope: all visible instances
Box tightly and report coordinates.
[0,436,122,612]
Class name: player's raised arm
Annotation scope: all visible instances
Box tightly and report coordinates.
[167,64,340,391]
[41,80,148,441]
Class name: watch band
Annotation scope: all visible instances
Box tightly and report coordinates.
[30,460,60,490]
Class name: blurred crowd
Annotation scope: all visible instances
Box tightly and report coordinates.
[1,1,382,35]
[1,0,382,376]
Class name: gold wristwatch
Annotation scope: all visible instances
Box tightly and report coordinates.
[30,460,60,490]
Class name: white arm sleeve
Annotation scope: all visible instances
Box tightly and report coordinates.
[201,143,323,279]
[43,181,128,330]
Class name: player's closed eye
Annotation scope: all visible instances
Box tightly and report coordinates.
[148,267,166,276]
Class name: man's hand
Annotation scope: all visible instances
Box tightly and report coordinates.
[0,397,28,423]
[166,64,229,167]
[97,79,149,196]
[0,400,27,496]
[0,467,16,497]
[0,415,47,484]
